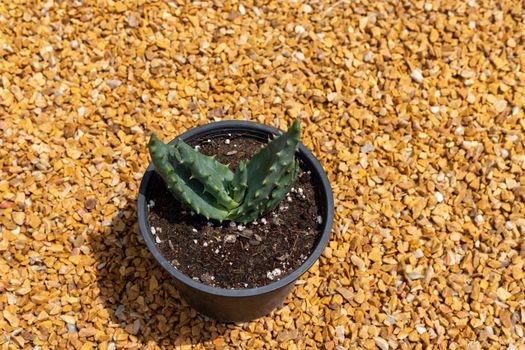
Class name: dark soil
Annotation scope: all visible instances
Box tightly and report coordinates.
[146,134,322,289]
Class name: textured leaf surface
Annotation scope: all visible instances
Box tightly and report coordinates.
[148,134,229,220]
[230,160,248,203]
[148,119,301,223]
[233,160,300,223]
[227,119,300,222]
[173,139,238,210]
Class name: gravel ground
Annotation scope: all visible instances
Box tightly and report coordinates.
[1,0,524,349]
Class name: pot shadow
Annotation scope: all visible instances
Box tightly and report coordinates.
[90,200,229,348]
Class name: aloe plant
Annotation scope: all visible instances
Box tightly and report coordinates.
[148,120,301,223]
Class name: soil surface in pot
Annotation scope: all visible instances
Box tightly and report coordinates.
[147,134,322,289]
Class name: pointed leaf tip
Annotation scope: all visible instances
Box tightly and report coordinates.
[288,118,300,134]
[148,133,157,146]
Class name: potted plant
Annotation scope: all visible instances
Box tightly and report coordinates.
[137,119,333,322]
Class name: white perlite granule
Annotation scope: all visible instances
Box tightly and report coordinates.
[266,268,282,280]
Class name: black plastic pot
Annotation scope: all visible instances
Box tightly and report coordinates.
[137,120,334,322]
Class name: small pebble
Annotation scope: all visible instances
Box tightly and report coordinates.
[294,51,305,61]
[351,255,366,271]
[474,215,484,225]
[302,4,312,13]
[360,143,375,154]
[384,315,395,326]
[106,79,122,89]
[167,91,176,102]
[410,68,424,84]
[494,99,508,113]
[77,106,87,117]
[407,272,424,280]
[374,336,389,350]
[238,4,245,15]
[66,323,78,333]
[363,51,374,62]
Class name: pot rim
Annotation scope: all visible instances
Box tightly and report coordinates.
[138,120,334,297]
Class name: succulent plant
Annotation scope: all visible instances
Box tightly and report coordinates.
[148,119,301,223]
